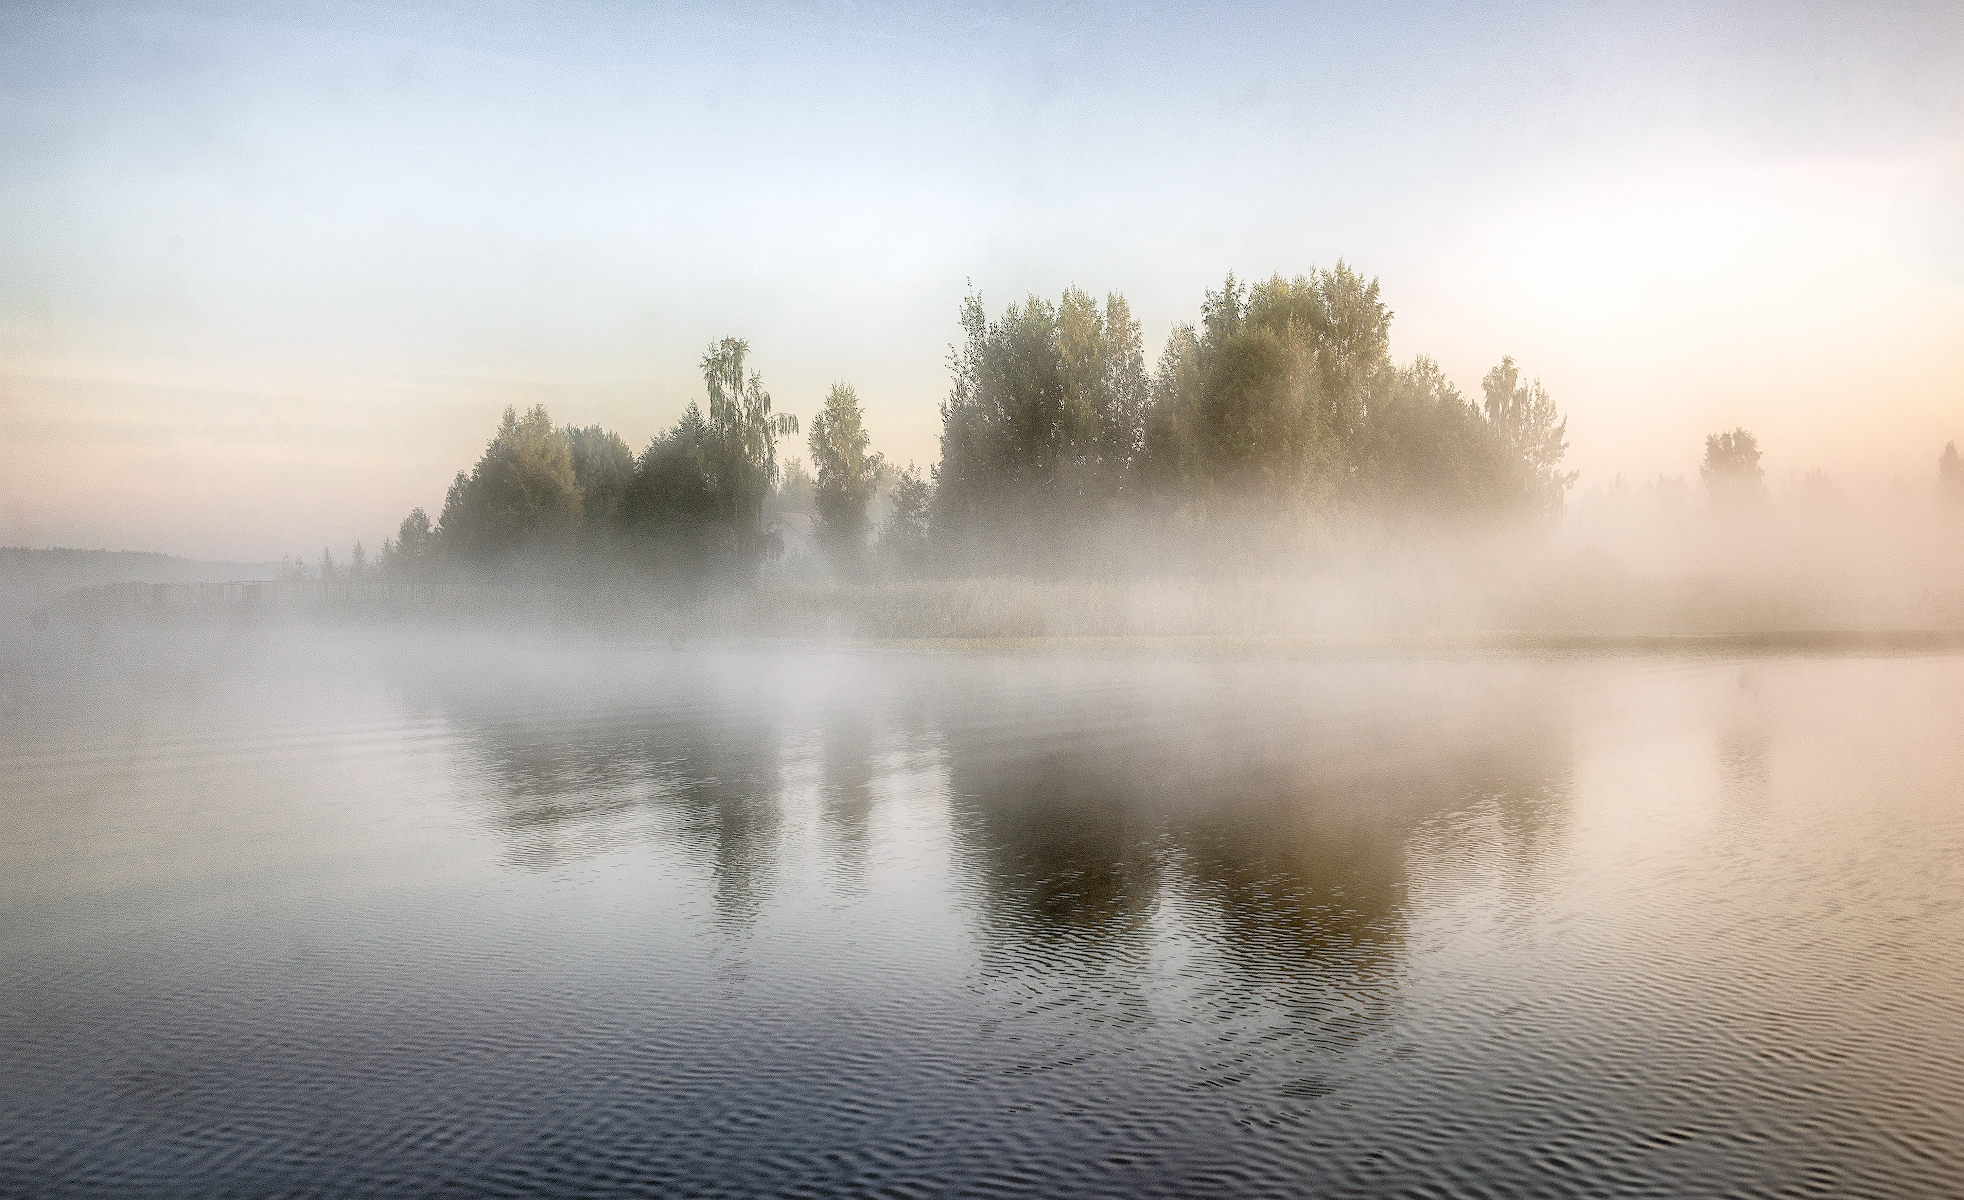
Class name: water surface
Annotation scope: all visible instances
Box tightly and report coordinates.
[3,633,1962,1197]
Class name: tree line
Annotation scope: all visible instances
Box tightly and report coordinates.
[353,265,1954,588]
[930,268,1575,569]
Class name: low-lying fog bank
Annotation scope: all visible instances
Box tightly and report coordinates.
[13,272,1961,644]
[14,500,1963,643]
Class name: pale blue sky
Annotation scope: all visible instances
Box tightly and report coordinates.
[4,1,1961,556]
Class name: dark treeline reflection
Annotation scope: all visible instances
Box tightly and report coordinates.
[937,663,1572,999]
[817,709,879,886]
[434,666,789,926]
[423,651,1572,986]
[12,635,1964,1198]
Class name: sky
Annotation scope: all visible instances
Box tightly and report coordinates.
[2,0,1961,559]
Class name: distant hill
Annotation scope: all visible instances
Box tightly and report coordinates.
[1,547,282,615]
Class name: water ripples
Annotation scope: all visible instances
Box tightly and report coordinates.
[3,639,1962,1196]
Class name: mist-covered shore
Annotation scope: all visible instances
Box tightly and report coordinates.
[13,468,1964,643]
[10,270,1963,643]
[13,542,1964,647]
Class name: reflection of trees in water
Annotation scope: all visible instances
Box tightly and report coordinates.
[1717,669,1774,817]
[443,688,785,929]
[944,672,1571,955]
[942,714,1170,1041]
[937,664,1574,1082]
[1176,782,1408,976]
[437,655,1572,993]
[654,719,784,929]
[437,658,925,924]
[1373,712,1576,934]
[817,711,877,888]
[1185,708,1573,965]
[460,718,649,862]
[949,740,1166,947]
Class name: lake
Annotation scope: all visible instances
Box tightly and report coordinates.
[4,632,1962,1197]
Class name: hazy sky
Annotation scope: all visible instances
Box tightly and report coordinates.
[3,0,1961,559]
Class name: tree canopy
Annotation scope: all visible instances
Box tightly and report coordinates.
[1701,427,1765,507]
[807,383,884,562]
[933,286,1149,559]
[937,266,1576,564]
[437,404,582,564]
[384,268,1589,586]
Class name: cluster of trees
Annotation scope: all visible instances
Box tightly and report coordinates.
[932,269,1576,567]
[1692,428,1964,510]
[374,266,1591,584]
[378,338,801,585]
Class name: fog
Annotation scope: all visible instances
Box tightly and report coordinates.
[13,514,1960,648]
[10,270,1961,643]
[9,270,1959,1193]
[7,620,1964,1194]
[7,7,1964,1195]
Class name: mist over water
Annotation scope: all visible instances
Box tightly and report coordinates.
[4,631,1961,1197]
[7,5,1963,1196]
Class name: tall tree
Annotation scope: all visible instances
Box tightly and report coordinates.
[1700,427,1765,507]
[701,337,798,521]
[380,507,435,579]
[1143,266,1398,515]
[880,463,933,575]
[565,424,636,540]
[1058,286,1150,493]
[616,338,799,580]
[619,402,740,575]
[437,404,583,563]
[1257,262,1392,452]
[807,383,885,561]
[1354,356,1526,524]
[1939,441,1964,506]
[934,287,1149,558]
[1481,358,1577,519]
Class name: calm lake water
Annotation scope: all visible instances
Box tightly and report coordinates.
[4,633,1962,1198]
